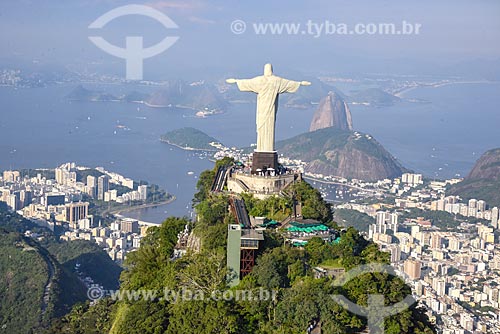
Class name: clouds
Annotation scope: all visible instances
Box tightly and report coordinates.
[146,0,204,11]
[187,16,216,24]
[145,0,217,25]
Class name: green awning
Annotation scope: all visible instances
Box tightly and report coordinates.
[287,224,329,233]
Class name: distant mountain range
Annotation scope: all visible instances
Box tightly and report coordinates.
[449,148,500,207]
[67,79,404,115]
[66,82,228,112]
[67,85,123,102]
[146,81,227,111]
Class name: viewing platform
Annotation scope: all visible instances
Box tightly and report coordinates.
[227,168,302,199]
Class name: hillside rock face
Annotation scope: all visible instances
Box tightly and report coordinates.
[467,148,500,180]
[276,127,405,181]
[310,91,353,132]
[449,148,500,207]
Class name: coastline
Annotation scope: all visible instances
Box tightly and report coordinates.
[395,80,497,98]
[110,196,177,215]
[66,96,225,115]
[159,138,218,152]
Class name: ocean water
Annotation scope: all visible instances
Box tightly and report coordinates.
[349,82,500,178]
[0,82,498,222]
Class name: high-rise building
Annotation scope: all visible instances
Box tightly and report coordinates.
[2,170,20,183]
[460,314,474,332]
[459,204,469,216]
[87,175,97,187]
[468,207,477,218]
[97,175,110,201]
[86,175,97,198]
[389,245,401,262]
[477,200,486,212]
[65,202,89,226]
[445,196,458,205]
[478,225,495,243]
[401,173,422,186]
[389,212,398,225]
[123,178,134,189]
[448,237,462,251]
[437,199,445,211]
[410,225,420,237]
[138,185,148,201]
[6,193,18,211]
[19,190,32,208]
[491,207,499,229]
[68,171,77,184]
[404,259,422,280]
[120,218,139,234]
[431,234,442,249]
[55,167,67,185]
[376,211,387,225]
[433,278,446,297]
[445,203,460,214]
[468,198,477,209]
[45,193,66,206]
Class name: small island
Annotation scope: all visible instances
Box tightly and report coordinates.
[160,127,222,151]
[348,88,401,106]
[66,85,148,103]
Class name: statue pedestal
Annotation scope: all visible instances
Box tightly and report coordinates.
[227,171,300,200]
[252,151,278,174]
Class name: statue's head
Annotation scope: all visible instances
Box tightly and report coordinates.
[264,63,273,76]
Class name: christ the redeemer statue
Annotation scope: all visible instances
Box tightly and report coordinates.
[226,63,311,152]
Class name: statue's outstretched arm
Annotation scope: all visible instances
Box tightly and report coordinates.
[227,77,260,93]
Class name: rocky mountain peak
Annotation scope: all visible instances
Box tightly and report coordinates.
[309,91,353,132]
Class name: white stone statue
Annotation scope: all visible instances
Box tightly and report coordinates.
[226,63,311,152]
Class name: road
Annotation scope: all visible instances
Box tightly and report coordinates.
[304,176,380,193]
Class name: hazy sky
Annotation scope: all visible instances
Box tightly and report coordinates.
[1,0,499,79]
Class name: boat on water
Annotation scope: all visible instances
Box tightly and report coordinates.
[187,171,195,175]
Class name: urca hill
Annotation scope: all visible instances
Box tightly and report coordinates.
[276,127,405,181]
[449,147,500,207]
